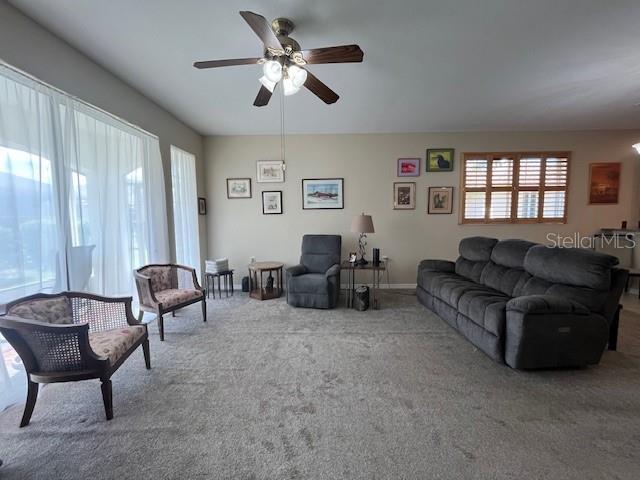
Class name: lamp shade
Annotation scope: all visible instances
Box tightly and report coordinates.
[633,143,640,155]
[351,214,375,233]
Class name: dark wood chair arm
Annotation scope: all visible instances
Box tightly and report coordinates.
[134,271,160,307]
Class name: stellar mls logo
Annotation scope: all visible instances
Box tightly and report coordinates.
[546,232,636,249]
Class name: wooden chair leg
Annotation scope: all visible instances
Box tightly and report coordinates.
[202,298,207,322]
[608,305,621,351]
[137,310,144,323]
[158,314,165,341]
[171,311,176,317]
[20,380,39,428]
[100,379,113,421]
[142,338,151,369]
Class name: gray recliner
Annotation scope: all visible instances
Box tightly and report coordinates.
[286,235,342,309]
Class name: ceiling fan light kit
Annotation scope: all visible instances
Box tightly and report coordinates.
[193,10,364,106]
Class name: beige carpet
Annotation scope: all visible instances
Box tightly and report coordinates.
[0,291,639,479]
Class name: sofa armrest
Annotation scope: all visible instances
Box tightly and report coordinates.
[418,259,455,273]
[286,264,307,277]
[507,295,589,315]
[325,264,340,278]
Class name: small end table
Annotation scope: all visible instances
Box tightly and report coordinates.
[342,260,386,309]
[204,270,234,299]
[248,262,283,300]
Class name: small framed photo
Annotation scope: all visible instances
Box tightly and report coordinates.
[302,178,344,210]
[226,178,252,199]
[257,160,285,183]
[349,252,357,263]
[397,158,420,177]
[426,148,454,172]
[198,197,207,215]
[393,182,416,210]
[262,191,283,214]
[428,187,454,214]
[588,162,620,204]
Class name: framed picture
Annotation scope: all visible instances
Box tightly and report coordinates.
[393,182,416,210]
[257,160,285,183]
[426,148,454,172]
[428,187,454,214]
[262,191,283,214]
[226,178,252,199]
[397,158,420,177]
[589,162,621,204]
[198,197,207,215]
[302,178,344,210]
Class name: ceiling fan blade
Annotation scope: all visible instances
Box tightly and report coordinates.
[193,58,262,69]
[303,70,339,104]
[253,85,273,107]
[301,44,364,64]
[239,11,283,52]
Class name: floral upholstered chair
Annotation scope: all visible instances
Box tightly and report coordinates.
[134,263,206,341]
[0,292,150,427]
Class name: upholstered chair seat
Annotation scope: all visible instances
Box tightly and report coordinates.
[89,325,147,364]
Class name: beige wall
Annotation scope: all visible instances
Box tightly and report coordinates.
[205,131,640,285]
[0,1,206,266]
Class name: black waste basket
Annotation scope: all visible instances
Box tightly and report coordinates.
[354,286,370,311]
[242,276,250,292]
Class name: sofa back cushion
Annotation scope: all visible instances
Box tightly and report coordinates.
[479,239,535,296]
[455,237,497,283]
[300,235,342,273]
[7,296,73,324]
[524,245,618,291]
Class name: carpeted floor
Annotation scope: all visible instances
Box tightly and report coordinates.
[1,291,639,479]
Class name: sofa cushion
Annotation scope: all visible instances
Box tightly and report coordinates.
[89,325,145,364]
[155,288,203,308]
[490,239,536,268]
[455,257,488,283]
[480,261,531,297]
[288,273,328,294]
[457,290,508,337]
[459,237,498,261]
[7,296,73,325]
[524,246,618,291]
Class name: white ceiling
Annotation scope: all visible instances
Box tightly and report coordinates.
[9,0,640,136]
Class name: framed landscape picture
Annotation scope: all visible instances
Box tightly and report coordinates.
[302,178,344,210]
[428,186,453,214]
[397,158,420,177]
[256,160,285,183]
[589,162,620,204]
[226,178,251,199]
[426,148,454,172]
[262,191,283,214]
[393,182,416,210]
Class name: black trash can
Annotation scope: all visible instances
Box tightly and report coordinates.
[354,286,370,311]
[242,276,250,292]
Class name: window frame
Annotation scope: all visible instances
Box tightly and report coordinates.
[459,151,571,225]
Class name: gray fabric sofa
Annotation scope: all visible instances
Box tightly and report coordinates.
[286,235,342,309]
[417,236,628,369]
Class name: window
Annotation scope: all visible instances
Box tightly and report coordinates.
[170,146,201,275]
[460,152,569,224]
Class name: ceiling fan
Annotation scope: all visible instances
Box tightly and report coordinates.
[193,11,364,107]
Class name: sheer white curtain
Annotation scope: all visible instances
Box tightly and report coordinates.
[171,145,201,275]
[0,63,169,410]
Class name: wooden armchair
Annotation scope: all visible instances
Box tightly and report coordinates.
[0,292,150,427]
[134,263,206,341]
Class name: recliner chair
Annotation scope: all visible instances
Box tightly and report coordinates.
[286,235,342,309]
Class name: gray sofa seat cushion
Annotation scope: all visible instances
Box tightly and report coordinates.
[524,245,618,291]
[457,290,508,337]
[420,270,506,312]
[288,273,329,294]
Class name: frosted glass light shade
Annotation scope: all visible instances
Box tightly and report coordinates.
[262,60,282,82]
[283,77,300,96]
[259,76,277,93]
[633,143,640,154]
[287,65,308,88]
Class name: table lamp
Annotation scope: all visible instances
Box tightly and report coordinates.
[351,213,375,265]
